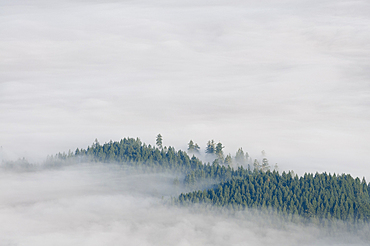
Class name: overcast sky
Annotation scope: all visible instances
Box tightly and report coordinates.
[1,0,370,179]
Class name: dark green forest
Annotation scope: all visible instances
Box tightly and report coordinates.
[46,137,370,224]
[178,171,370,222]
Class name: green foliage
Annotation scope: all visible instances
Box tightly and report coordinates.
[156,134,163,149]
[261,158,270,172]
[48,136,370,225]
[182,162,252,189]
[1,157,33,170]
[224,154,233,166]
[215,142,224,160]
[205,140,216,155]
[235,148,245,166]
[54,137,205,173]
[187,140,200,154]
[178,171,370,223]
[253,159,261,171]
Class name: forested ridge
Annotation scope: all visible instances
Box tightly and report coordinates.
[47,137,370,223]
[53,137,204,173]
[178,171,370,223]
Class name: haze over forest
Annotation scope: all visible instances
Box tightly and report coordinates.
[1,0,370,245]
[1,137,369,245]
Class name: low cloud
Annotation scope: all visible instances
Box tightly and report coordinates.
[0,163,368,245]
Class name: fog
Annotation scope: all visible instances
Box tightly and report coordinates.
[1,1,370,178]
[0,163,367,246]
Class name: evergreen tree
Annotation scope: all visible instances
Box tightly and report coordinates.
[156,134,163,149]
[49,135,370,225]
[215,142,224,160]
[224,154,233,166]
[261,158,270,172]
[188,140,195,152]
[188,140,200,154]
[253,159,261,171]
[235,148,245,166]
[178,171,370,223]
[206,140,216,155]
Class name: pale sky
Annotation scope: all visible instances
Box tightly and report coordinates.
[1,0,370,179]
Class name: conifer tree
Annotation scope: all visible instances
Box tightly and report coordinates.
[188,140,200,154]
[253,159,261,171]
[205,140,216,155]
[235,148,245,166]
[224,154,233,166]
[156,134,163,149]
[261,158,270,172]
[215,142,224,160]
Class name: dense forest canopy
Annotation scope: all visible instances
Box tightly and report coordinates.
[178,171,370,223]
[39,137,370,224]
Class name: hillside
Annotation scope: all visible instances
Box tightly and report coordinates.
[48,137,370,224]
[178,171,370,223]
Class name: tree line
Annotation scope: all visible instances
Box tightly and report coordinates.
[47,136,370,223]
[178,170,370,223]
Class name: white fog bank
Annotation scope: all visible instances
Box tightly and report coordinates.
[0,164,368,246]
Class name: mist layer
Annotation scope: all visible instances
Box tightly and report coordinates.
[0,164,368,246]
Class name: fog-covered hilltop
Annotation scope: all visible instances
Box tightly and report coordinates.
[2,136,370,245]
[40,137,370,225]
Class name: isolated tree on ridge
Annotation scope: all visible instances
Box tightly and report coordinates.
[188,140,200,154]
[215,142,224,160]
[205,140,216,155]
[156,134,163,149]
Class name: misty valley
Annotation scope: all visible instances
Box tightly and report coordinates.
[1,137,369,245]
[2,0,370,244]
